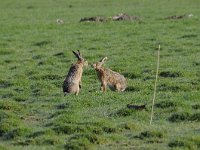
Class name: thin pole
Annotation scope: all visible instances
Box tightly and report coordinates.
[150,45,160,125]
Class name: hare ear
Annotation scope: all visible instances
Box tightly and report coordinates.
[100,57,108,64]
[72,51,79,59]
[77,50,82,58]
[77,50,81,56]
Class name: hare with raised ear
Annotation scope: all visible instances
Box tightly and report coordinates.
[63,50,88,96]
[92,57,127,92]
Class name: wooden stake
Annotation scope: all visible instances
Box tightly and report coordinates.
[150,45,160,125]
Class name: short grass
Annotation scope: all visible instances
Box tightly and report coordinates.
[0,0,200,149]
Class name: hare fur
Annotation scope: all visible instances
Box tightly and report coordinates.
[92,57,127,92]
[63,50,88,96]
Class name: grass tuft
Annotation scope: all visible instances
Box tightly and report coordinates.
[168,112,190,122]
[0,80,13,88]
[3,127,31,140]
[168,140,185,148]
[53,52,65,58]
[135,130,164,143]
[136,131,163,139]
[159,71,182,78]
[56,103,70,109]
[33,41,52,47]
[192,104,200,110]
[155,100,177,109]
[168,136,200,149]
[0,0,199,149]
[169,112,200,122]
[158,84,181,92]
[125,86,140,92]
[189,113,200,121]
[111,107,136,117]
[0,100,22,111]
[65,136,92,150]
[123,72,140,79]
[0,118,24,137]
[52,125,85,134]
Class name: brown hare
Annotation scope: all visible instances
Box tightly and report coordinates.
[63,50,88,96]
[92,57,127,92]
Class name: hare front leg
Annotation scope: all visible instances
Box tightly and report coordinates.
[101,81,107,92]
[75,87,79,96]
[79,81,82,89]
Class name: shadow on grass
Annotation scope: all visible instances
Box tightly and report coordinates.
[27,6,35,9]
[168,136,200,149]
[33,40,52,47]
[168,140,185,148]
[192,104,200,110]
[110,107,136,117]
[125,86,140,92]
[29,74,63,80]
[159,71,182,78]
[158,84,181,92]
[56,103,70,109]
[136,131,163,139]
[168,112,200,122]
[134,130,164,143]
[193,61,200,66]
[122,72,140,79]
[3,128,31,140]
[155,100,177,109]
[178,34,198,39]
[0,80,13,88]
[53,52,65,58]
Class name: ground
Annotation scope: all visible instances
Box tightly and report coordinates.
[0,0,200,149]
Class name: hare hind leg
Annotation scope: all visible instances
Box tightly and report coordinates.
[79,81,82,89]
[116,84,123,92]
[75,85,80,96]
[101,81,107,92]
[75,89,79,96]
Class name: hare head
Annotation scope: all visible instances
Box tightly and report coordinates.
[92,57,107,70]
[92,56,127,92]
[72,50,88,66]
[63,50,88,96]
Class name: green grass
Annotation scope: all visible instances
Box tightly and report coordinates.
[0,0,200,149]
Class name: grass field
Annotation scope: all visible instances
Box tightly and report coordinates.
[0,0,200,149]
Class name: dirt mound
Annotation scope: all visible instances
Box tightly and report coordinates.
[165,14,193,20]
[80,13,141,22]
[112,13,140,21]
[80,16,106,22]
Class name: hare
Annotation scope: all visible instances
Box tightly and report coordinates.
[92,57,127,92]
[63,50,88,96]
